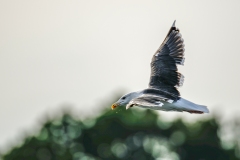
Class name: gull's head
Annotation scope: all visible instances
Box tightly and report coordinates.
[111,92,139,110]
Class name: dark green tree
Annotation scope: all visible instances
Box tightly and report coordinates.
[1,106,239,160]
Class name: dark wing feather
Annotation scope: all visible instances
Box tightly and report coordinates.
[127,94,167,108]
[149,20,185,99]
[143,88,178,101]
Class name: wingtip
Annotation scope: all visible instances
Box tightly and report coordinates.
[172,20,176,27]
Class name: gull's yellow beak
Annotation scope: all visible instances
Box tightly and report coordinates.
[111,103,119,110]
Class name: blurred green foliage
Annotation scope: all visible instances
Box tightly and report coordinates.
[1,106,240,160]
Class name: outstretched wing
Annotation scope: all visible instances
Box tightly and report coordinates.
[149,20,185,98]
[126,94,168,109]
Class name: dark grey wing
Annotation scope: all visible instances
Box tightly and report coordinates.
[142,88,178,101]
[127,94,168,109]
[149,20,185,98]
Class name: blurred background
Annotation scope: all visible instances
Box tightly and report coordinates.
[1,0,240,159]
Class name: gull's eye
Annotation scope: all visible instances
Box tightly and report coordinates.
[122,97,126,100]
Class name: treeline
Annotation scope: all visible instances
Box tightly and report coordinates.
[1,106,239,160]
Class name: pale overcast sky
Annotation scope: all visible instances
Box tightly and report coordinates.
[1,0,240,151]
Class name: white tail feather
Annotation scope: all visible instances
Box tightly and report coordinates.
[173,98,209,113]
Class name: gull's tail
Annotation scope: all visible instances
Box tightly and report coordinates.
[173,98,209,114]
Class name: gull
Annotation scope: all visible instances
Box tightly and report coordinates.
[111,21,209,114]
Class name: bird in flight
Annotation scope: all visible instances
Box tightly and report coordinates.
[111,21,209,114]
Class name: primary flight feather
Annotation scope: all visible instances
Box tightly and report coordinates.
[111,21,209,114]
